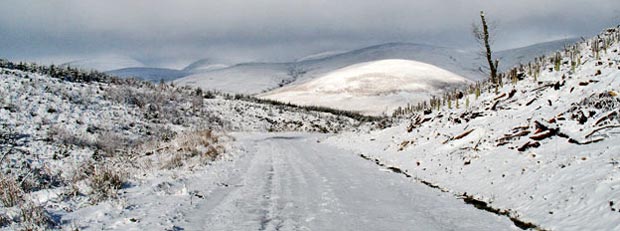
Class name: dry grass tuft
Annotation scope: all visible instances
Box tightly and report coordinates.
[0,172,24,207]
[160,129,224,169]
[19,201,54,229]
[0,212,9,228]
[161,153,185,170]
[94,131,130,156]
[87,164,127,203]
[47,125,91,148]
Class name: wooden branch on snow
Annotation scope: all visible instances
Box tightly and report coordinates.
[517,141,540,152]
[507,89,517,100]
[494,92,507,101]
[525,98,537,106]
[585,125,620,139]
[530,128,558,141]
[443,129,476,144]
[512,125,530,132]
[497,130,531,144]
[490,100,500,111]
[594,111,618,126]
[454,129,475,140]
[530,83,554,92]
[568,137,605,145]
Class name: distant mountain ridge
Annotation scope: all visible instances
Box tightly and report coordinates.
[175,42,484,94]
[57,38,580,88]
[175,38,579,94]
[61,54,145,72]
[106,67,189,82]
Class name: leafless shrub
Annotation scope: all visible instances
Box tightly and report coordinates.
[0,172,23,207]
[104,85,165,109]
[191,95,204,112]
[94,131,130,156]
[0,212,9,228]
[19,200,54,230]
[161,153,184,170]
[19,166,65,193]
[87,163,127,203]
[159,130,224,169]
[178,130,222,160]
[154,126,177,142]
[47,125,91,148]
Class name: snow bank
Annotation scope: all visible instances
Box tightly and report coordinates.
[328,28,620,230]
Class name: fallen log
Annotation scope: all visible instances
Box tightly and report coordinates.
[594,111,618,126]
[585,125,620,139]
[525,98,537,106]
[454,129,475,140]
[517,141,541,152]
[507,89,517,99]
[494,92,507,101]
[490,100,501,111]
[497,130,531,144]
[568,137,605,145]
[530,130,557,141]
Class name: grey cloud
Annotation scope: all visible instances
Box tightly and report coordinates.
[0,0,619,67]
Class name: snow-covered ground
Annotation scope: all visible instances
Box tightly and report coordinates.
[0,65,362,230]
[260,59,470,116]
[2,24,617,231]
[327,28,620,230]
[64,133,518,231]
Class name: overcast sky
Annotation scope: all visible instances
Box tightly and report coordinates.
[1,0,619,68]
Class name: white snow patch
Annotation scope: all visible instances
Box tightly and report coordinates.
[260,59,470,115]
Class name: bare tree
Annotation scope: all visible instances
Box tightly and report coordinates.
[473,11,498,85]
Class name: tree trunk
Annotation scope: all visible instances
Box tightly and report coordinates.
[480,11,498,85]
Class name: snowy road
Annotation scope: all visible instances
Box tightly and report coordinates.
[181,133,516,231]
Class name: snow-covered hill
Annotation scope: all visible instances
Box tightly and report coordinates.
[61,55,145,72]
[497,38,580,71]
[175,43,484,94]
[182,58,230,73]
[295,50,348,62]
[261,59,470,116]
[175,39,579,96]
[175,62,292,94]
[106,67,189,82]
[329,27,620,230]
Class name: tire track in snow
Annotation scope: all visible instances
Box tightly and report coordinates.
[180,133,517,230]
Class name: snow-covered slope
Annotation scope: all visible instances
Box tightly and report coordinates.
[496,38,580,71]
[261,59,470,116]
[328,27,620,230]
[61,54,145,72]
[182,58,230,73]
[0,61,365,229]
[106,67,189,82]
[175,62,291,94]
[295,50,348,62]
[176,39,580,95]
[175,43,483,94]
[297,43,482,81]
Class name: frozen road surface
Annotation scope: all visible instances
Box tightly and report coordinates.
[181,133,516,231]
